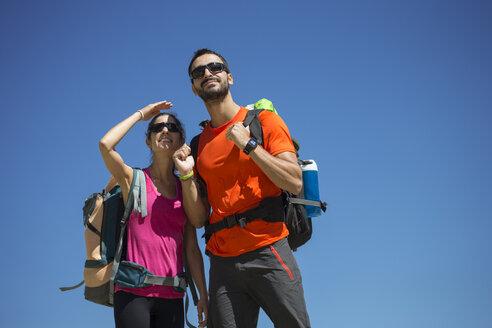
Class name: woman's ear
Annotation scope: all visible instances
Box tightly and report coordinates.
[145,137,152,149]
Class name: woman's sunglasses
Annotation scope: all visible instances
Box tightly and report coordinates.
[149,122,181,133]
[190,62,229,80]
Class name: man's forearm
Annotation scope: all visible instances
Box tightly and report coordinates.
[249,148,302,194]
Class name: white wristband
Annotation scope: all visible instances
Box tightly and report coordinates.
[138,110,144,120]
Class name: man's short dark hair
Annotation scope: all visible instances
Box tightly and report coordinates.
[188,48,229,80]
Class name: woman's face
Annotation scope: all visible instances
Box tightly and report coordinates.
[146,114,184,154]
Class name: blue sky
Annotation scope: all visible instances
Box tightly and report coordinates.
[1,0,491,327]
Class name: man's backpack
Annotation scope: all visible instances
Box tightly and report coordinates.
[60,169,199,326]
[190,108,326,251]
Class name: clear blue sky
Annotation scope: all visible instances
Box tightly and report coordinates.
[1,1,491,327]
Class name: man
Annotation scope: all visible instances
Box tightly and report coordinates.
[175,49,310,328]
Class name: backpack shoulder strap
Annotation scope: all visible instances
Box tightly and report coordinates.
[190,133,205,185]
[243,109,264,146]
[109,168,143,305]
[129,169,147,219]
[190,134,201,166]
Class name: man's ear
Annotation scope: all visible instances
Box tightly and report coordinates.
[228,73,233,86]
[192,84,198,96]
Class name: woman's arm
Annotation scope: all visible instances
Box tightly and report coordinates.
[184,222,208,328]
[173,144,211,228]
[99,101,172,201]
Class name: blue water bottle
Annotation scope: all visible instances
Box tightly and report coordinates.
[300,160,321,217]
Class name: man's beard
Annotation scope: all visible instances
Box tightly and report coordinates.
[196,78,229,102]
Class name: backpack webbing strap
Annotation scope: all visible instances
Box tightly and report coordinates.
[181,243,199,328]
[109,168,142,305]
[59,280,84,291]
[204,195,284,241]
[183,244,199,306]
[131,170,147,219]
[289,198,327,211]
[143,275,187,290]
[86,222,101,237]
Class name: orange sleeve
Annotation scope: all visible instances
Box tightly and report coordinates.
[259,110,296,156]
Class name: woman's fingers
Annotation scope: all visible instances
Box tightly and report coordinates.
[138,101,173,121]
[153,100,173,110]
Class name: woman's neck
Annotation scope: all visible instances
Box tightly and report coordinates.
[147,155,175,182]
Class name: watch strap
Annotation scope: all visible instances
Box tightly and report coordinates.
[243,138,258,155]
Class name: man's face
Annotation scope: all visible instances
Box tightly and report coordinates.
[191,54,232,102]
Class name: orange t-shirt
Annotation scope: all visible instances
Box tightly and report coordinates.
[196,107,295,257]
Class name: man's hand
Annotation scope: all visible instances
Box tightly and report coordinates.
[172,143,194,176]
[225,122,251,150]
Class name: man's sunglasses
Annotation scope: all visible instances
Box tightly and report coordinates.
[190,62,229,80]
[149,122,181,133]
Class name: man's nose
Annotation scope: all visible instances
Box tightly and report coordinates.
[203,67,214,78]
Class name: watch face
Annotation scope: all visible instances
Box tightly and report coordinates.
[243,138,258,155]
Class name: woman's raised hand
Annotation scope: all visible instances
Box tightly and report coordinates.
[138,100,173,121]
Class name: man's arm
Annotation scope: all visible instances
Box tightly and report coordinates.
[226,122,302,194]
[249,147,302,194]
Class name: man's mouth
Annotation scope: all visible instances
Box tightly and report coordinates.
[202,78,219,87]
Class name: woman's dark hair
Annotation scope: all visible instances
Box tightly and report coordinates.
[145,112,186,140]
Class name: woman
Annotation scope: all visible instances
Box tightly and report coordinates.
[99,101,208,328]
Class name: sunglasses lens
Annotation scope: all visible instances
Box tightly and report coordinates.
[191,63,228,79]
[150,122,180,133]
[208,63,224,73]
[166,123,179,132]
[150,122,164,133]
[191,66,206,79]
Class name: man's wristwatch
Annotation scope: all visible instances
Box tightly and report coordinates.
[243,137,258,155]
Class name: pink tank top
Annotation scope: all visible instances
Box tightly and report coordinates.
[115,168,186,298]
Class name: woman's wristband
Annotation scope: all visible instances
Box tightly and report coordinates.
[179,171,194,181]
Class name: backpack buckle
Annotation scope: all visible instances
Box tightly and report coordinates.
[223,215,247,229]
[223,215,237,228]
[237,216,247,228]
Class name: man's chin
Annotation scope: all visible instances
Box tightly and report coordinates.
[198,89,228,102]
[201,94,226,103]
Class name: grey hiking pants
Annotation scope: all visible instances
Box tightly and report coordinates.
[208,237,311,328]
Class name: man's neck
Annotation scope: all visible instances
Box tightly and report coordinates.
[204,93,240,128]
